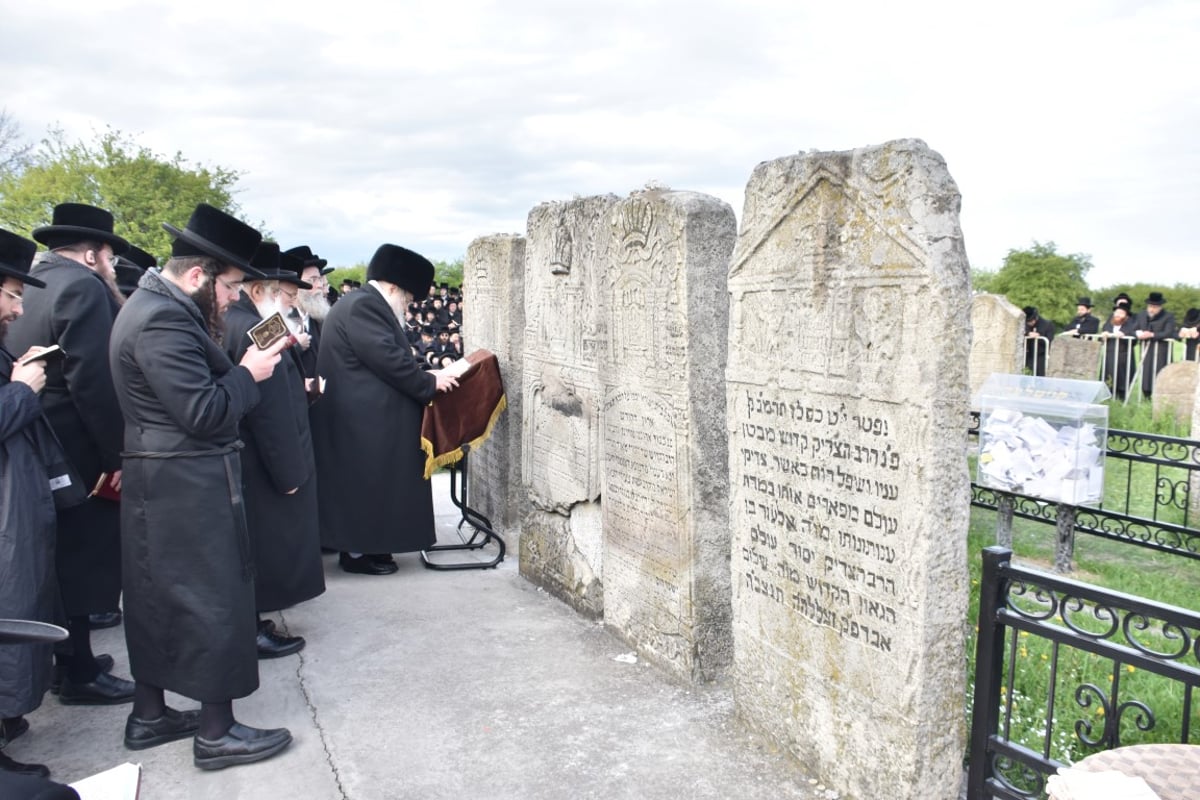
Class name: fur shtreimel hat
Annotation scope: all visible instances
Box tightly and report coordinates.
[163,203,264,277]
[33,203,129,255]
[0,228,46,288]
[366,244,434,299]
[248,242,311,289]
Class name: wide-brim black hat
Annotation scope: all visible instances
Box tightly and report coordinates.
[284,245,333,275]
[163,203,265,278]
[0,619,69,645]
[0,228,47,288]
[1076,297,1093,308]
[366,244,434,298]
[32,203,129,255]
[1182,308,1200,328]
[248,243,312,289]
[122,244,157,270]
[1145,291,1167,305]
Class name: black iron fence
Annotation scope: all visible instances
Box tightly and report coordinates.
[968,412,1200,567]
[967,546,1200,799]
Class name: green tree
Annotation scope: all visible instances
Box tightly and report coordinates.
[989,241,1093,326]
[434,258,463,289]
[1092,282,1200,321]
[0,109,32,178]
[0,125,246,262]
[971,266,998,293]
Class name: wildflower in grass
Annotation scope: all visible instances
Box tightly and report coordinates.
[1126,665,1135,673]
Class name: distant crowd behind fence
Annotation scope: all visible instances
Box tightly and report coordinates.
[1025,334,1198,401]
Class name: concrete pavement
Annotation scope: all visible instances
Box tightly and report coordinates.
[9,473,831,799]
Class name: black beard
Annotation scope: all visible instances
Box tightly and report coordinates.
[190,279,223,345]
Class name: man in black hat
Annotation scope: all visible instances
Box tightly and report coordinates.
[283,245,333,384]
[223,243,324,659]
[6,203,134,707]
[1022,306,1054,376]
[1062,297,1100,336]
[109,203,294,769]
[1100,302,1138,400]
[311,244,459,574]
[112,244,157,301]
[1133,291,1177,397]
[1178,308,1200,361]
[0,229,61,781]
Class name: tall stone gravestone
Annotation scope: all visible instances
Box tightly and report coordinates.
[463,234,526,541]
[598,189,736,681]
[1048,336,1103,381]
[1152,362,1199,427]
[969,293,1024,399]
[520,195,618,617]
[727,140,971,800]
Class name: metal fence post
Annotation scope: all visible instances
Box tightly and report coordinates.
[1054,503,1076,573]
[995,493,1014,548]
[967,546,1012,800]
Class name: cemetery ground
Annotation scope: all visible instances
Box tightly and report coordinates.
[9,472,827,800]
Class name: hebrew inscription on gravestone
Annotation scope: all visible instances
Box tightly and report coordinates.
[727,140,971,800]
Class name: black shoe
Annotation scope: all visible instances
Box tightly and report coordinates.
[256,628,305,659]
[59,671,135,705]
[193,723,292,770]
[0,716,28,746]
[367,553,396,565]
[339,552,398,575]
[125,706,201,750]
[0,750,50,778]
[50,652,115,695]
[88,610,123,629]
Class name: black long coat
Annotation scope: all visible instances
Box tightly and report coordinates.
[6,253,122,615]
[310,284,437,554]
[0,349,58,717]
[109,270,261,703]
[1133,308,1178,395]
[224,297,324,612]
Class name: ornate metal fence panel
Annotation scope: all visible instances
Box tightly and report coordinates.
[968,546,1200,800]
[969,412,1200,562]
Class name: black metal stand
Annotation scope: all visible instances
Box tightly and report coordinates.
[421,447,506,570]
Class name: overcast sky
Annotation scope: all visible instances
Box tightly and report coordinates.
[1,0,1196,290]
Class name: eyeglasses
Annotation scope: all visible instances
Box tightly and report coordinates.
[215,275,245,293]
[279,287,298,300]
[0,285,25,304]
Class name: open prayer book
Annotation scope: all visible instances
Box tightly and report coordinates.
[69,761,141,800]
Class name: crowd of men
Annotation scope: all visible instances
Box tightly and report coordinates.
[1023,293,1200,399]
[0,202,460,796]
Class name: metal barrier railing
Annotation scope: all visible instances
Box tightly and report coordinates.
[968,412,1200,567]
[967,546,1200,799]
[1025,334,1198,403]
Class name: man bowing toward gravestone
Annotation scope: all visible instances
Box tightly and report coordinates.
[311,244,459,575]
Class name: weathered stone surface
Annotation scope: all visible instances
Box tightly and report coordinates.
[969,293,1024,398]
[598,189,736,681]
[519,195,618,616]
[464,234,526,543]
[1047,335,1103,381]
[726,140,971,800]
[1153,361,1199,426]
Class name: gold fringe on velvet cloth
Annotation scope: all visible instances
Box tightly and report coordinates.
[419,349,507,479]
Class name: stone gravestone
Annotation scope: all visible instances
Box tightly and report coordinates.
[1047,335,1103,381]
[598,189,736,681]
[726,140,971,800]
[1152,361,1199,427]
[968,293,1024,399]
[520,195,618,617]
[463,234,526,542]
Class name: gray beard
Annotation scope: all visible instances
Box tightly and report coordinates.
[299,291,330,322]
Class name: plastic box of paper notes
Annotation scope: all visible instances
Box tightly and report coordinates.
[975,374,1111,505]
